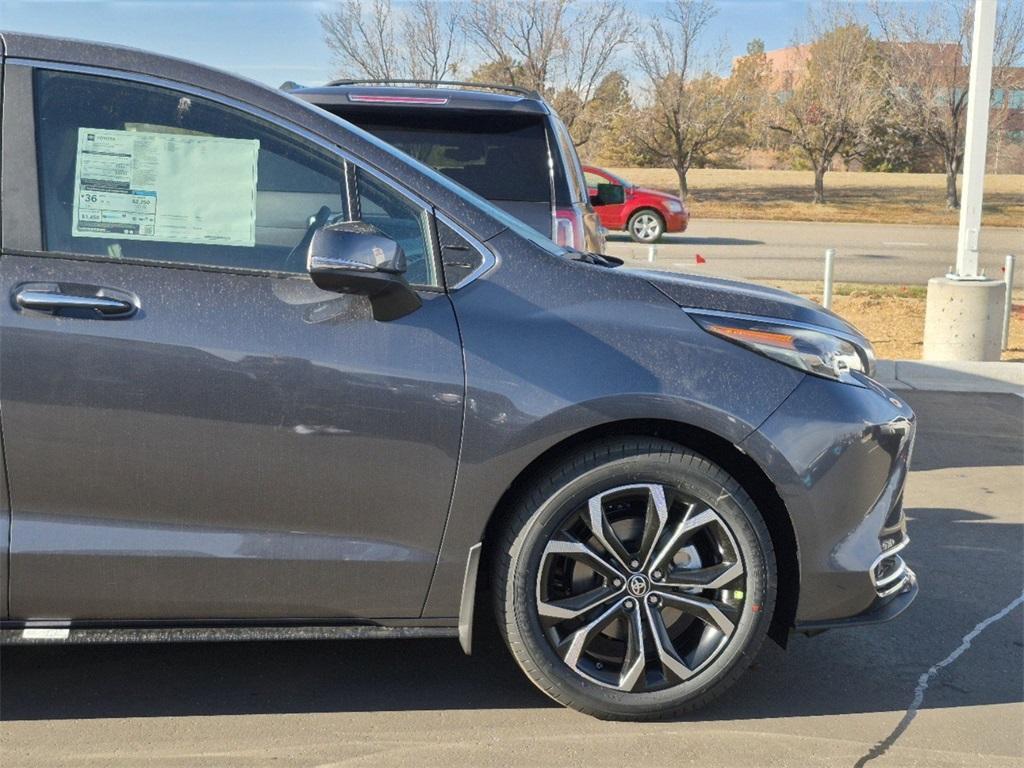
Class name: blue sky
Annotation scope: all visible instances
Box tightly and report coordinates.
[1,0,830,87]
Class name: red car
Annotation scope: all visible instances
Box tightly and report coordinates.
[584,165,689,244]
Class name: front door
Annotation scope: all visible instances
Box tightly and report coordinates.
[0,65,463,621]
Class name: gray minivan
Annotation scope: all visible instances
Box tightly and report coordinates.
[0,33,916,720]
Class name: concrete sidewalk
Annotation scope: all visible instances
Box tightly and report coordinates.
[876,359,1024,394]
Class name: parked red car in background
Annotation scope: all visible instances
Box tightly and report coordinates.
[584,165,689,244]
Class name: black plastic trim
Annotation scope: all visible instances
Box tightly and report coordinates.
[794,570,918,633]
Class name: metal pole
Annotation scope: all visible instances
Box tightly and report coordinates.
[823,248,836,310]
[648,244,656,263]
[952,0,998,279]
[1002,253,1015,351]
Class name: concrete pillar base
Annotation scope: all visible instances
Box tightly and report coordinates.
[922,277,1006,361]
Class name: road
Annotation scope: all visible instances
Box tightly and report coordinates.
[604,219,1023,286]
[1,392,1022,767]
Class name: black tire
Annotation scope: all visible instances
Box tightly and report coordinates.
[493,437,776,720]
[627,210,665,243]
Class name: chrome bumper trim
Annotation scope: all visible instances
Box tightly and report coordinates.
[871,536,912,598]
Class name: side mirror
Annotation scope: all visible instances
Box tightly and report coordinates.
[307,221,422,321]
[595,183,625,206]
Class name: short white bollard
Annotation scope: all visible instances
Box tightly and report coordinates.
[647,244,656,263]
[1003,254,1016,351]
[823,248,836,310]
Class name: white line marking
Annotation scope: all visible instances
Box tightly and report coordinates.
[855,592,1024,766]
[906,593,1024,715]
[882,241,929,247]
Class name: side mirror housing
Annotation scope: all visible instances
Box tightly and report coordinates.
[307,222,422,321]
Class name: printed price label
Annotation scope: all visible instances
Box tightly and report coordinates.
[72,128,259,247]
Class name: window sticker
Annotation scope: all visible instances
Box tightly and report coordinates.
[72,128,259,247]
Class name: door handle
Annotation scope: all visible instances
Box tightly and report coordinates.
[13,284,137,319]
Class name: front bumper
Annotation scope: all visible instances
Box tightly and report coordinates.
[796,568,918,632]
[740,373,917,625]
[664,210,689,233]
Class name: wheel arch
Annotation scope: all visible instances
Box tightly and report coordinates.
[479,417,800,647]
[627,205,666,223]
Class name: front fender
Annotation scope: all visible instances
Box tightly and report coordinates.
[422,233,804,616]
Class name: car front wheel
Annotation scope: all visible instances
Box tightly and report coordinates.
[494,438,776,720]
[627,210,665,243]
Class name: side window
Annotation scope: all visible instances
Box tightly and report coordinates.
[34,70,346,273]
[354,168,436,287]
[584,171,604,189]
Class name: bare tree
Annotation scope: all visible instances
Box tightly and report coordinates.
[321,0,462,81]
[320,0,399,80]
[555,2,635,140]
[403,0,464,81]
[462,0,571,91]
[462,0,634,145]
[769,13,884,203]
[633,0,766,199]
[872,0,1024,208]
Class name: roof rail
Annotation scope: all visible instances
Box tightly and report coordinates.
[322,78,542,100]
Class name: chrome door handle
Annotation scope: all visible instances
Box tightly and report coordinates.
[13,286,137,318]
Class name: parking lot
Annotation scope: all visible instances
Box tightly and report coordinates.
[1,390,1021,767]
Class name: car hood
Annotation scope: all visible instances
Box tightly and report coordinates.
[634,269,864,338]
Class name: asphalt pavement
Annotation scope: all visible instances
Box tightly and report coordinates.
[604,219,1023,286]
[1,391,1022,767]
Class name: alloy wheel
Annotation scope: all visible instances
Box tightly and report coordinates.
[630,213,662,242]
[535,483,746,693]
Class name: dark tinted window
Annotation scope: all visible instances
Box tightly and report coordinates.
[338,109,552,204]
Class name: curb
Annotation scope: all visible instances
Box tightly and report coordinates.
[875,360,1024,394]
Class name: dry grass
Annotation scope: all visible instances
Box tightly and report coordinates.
[603,168,1024,228]
[761,280,1024,361]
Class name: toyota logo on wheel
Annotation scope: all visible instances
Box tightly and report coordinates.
[627,574,649,597]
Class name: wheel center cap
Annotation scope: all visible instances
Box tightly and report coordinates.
[626,574,650,597]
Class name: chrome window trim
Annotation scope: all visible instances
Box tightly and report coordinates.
[15,58,444,289]
[435,210,497,289]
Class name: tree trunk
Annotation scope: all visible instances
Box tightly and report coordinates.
[675,165,689,201]
[945,157,959,209]
[813,165,826,205]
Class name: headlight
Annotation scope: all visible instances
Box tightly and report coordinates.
[690,312,872,383]
[666,200,684,213]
